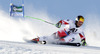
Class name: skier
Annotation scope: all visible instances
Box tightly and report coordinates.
[32,15,87,46]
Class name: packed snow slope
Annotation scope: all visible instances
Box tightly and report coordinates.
[0,40,100,54]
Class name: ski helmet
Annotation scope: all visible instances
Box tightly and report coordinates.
[75,15,84,23]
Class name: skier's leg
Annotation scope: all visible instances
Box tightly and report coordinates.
[41,30,70,44]
[38,35,60,44]
[38,29,69,42]
[50,30,69,39]
[42,30,70,44]
[31,32,59,44]
[58,34,77,43]
[31,29,70,44]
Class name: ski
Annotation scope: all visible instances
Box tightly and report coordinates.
[31,40,47,44]
[31,40,81,47]
[24,37,81,47]
[58,43,81,47]
[30,39,81,46]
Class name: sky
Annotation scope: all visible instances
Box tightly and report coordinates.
[0,0,100,46]
[0,0,100,19]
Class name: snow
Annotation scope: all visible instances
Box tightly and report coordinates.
[0,9,58,42]
[0,41,100,54]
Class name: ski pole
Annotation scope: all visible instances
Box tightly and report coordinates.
[24,16,56,26]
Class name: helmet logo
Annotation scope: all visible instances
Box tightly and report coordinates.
[75,17,78,21]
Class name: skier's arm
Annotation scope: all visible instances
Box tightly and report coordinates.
[56,20,69,28]
[79,33,87,46]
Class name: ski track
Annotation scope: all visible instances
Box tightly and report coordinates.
[0,41,100,54]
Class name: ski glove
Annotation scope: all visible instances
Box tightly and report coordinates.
[81,39,87,46]
[56,22,62,28]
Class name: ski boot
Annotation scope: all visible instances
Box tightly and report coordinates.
[31,37,46,44]
[31,37,39,43]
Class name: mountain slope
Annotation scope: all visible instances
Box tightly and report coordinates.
[0,41,100,54]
